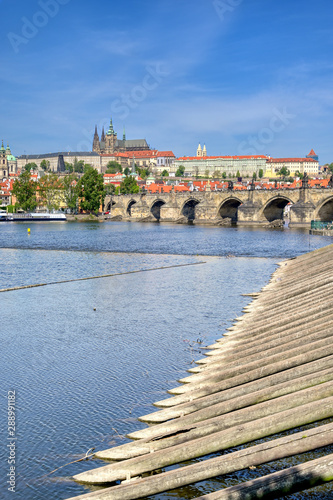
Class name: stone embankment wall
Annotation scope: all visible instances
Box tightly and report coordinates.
[67,244,333,500]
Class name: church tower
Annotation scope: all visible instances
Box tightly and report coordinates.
[101,126,105,142]
[197,143,202,157]
[105,117,117,154]
[1,140,8,177]
[203,144,207,157]
[93,125,100,153]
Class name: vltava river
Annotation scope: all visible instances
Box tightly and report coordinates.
[0,222,332,499]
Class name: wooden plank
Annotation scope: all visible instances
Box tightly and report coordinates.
[139,356,333,423]
[193,453,333,500]
[66,423,333,499]
[73,396,333,482]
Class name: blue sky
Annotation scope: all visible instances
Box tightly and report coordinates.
[1,0,333,163]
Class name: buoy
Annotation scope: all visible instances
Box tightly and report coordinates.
[27,228,31,233]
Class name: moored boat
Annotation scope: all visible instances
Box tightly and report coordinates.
[4,212,67,222]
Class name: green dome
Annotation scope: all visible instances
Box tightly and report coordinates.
[7,155,16,161]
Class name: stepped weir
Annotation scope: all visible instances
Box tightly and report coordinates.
[67,244,333,499]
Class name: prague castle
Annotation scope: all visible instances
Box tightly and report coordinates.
[92,118,150,154]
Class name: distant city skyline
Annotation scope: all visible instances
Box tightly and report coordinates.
[1,0,333,163]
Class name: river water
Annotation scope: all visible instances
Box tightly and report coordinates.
[0,221,332,500]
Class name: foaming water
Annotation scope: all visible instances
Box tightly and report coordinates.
[0,222,331,499]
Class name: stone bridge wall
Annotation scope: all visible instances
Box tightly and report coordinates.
[105,188,333,228]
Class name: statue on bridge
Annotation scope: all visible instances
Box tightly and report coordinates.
[250,178,255,191]
[302,172,309,189]
[329,174,333,188]
[228,181,233,191]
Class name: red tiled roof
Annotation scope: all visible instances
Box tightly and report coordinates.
[308,149,316,156]
[177,155,268,161]
[156,151,175,157]
[268,158,317,163]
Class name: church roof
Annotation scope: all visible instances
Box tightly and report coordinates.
[308,149,317,156]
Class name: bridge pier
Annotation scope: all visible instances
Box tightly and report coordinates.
[237,201,264,226]
[193,201,220,225]
[289,189,315,228]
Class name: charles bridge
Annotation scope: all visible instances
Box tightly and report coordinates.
[105,185,333,228]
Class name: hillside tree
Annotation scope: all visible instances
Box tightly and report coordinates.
[78,167,105,213]
[12,170,37,211]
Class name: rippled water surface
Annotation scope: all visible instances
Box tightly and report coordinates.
[0,221,332,499]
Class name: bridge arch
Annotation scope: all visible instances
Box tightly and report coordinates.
[126,199,137,217]
[181,197,201,222]
[105,199,116,212]
[261,196,293,222]
[150,199,166,221]
[218,197,242,223]
[315,196,333,222]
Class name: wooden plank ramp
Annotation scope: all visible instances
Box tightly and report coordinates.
[66,244,333,499]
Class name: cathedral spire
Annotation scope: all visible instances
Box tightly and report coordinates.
[101,126,105,142]
[92,125,100,152]
[0,140,5,152]
[107,117,115,136]
[123,126,126,142]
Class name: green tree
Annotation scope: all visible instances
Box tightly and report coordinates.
[105,183,116,195]
[65,161,73,173]
[136,166,150,179]
[222,172,227,179]
[124,167,130,176]
[278,166,290,179]
[252,172,257,180]
[161,169,169,177]
[106,161,122,174]
[38,173,63,211]
[294,170,304,179]
[40,159,50,171]
[62,174,79,212]
[73,158,84,173]
[175,165,185,177]
[204,169,210,178]
[258,168,264,179]
[78,167,105,213]
[119,175,140,194]
[12,170,37,211]
[24,162,38,172]
[236,170,240,178]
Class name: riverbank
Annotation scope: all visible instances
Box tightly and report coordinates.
[66,214,106,222]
